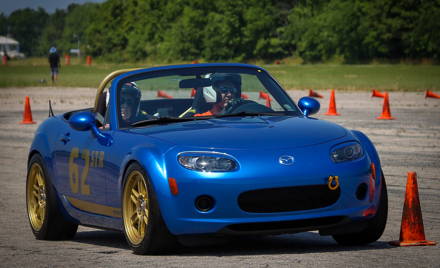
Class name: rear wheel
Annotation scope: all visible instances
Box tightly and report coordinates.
[122,163,177,254]
[332,171,388,245]
[26,154,78,240]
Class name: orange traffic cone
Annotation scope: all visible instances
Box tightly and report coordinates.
[425,90,440,99]
[20,96,36,124]
[376,93,395,120]
[324,89,340,116]
[157,90,173,99]
[259,91,271,108]
[372,89,385,98]
[190,88,196,97]
[309,89,323,98]
[64,54,71,65]
[86,56,92,66]
[241,93,249,99]
[389,172,437,247]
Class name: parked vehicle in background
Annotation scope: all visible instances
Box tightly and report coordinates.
[0,36,25,59]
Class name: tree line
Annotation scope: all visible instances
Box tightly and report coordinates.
[1,0,439,63]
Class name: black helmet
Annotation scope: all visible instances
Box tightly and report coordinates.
[120,82,141,120]
[210,73,241,98]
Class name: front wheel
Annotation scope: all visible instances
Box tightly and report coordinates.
[332,171,388,245]
[26,154,78,240]
[122,163,177,254]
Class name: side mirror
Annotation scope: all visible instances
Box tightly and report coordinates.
[69,111,95,131]
[69,111,113,146]
[298,97,320,117]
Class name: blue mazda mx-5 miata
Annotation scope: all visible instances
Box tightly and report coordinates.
[26,63,387,254]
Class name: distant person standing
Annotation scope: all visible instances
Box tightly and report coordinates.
[48,47,60,82]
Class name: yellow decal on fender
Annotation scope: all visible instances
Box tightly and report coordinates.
[68,147,105,195]
[328,176,340,190]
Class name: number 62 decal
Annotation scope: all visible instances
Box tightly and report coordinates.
[68,147,104,195]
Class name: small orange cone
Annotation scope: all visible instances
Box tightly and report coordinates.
[309,89,323,98]
[389,172,437,247]
[64,54,71,65]
[241,93,249,99]
[324,89,340,116]
[259,91,271,108]
[157,90,173,99]
[376,92,395,120]
[425,90,440,99]
[86,56,92,66]
[20,96,36,124]
[372,89,385,98]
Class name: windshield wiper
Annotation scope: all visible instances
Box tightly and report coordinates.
[131,117,198,127]
[213,112,280,118]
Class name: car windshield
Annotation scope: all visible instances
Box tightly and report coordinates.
[117,67,300,128]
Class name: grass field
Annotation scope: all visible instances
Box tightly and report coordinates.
[1,58,439,91]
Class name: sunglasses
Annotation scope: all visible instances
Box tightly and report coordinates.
[216,85,237,94]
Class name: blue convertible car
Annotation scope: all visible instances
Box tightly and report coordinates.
[27,63,387,254]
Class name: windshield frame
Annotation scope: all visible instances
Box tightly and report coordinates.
[112,65,301,129]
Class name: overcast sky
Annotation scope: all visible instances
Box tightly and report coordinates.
[1,0,106,15]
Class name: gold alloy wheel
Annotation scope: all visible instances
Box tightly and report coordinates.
[27,163,47,231]
[123,170,150,245]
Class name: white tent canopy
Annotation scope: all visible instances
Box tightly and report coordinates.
[0,36,19,45]
[0,36,25,58]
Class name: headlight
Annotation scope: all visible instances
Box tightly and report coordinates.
[331,143,363,163]
[178,154,238,172]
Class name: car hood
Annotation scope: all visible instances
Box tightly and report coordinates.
[130,116,347,149]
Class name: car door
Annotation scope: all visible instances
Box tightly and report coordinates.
[53,121,108,215]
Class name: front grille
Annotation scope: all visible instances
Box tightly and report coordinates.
[238,184,340,213]
[225,216,346,233]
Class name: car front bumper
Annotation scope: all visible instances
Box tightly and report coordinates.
[155,146,382,236]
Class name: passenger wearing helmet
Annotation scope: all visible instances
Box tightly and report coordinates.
[119,82,142,126]
[194,73,241,116]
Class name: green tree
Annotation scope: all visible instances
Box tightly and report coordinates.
[403,0,440,60]
[37,9,66,56]
[7,8,49,56]
[159,0,210,61]
[0,13,7,36]
[60,3,99,57]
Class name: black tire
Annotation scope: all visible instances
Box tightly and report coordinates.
[122,162,178,255]
[332,171,388,245]
[26,154,78,240]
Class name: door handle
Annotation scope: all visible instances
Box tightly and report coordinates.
[60,133,71,144]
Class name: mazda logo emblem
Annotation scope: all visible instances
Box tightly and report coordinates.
[279,155,294,165]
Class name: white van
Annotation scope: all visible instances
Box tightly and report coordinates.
[0,36,25,59]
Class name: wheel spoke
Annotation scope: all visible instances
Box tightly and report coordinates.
[130,212,138,223]
[33,184,39,191]
[38,206,44,218]
[137,218,142,235]
[130,194,138,206]
[143,215,148,225]
[137,179,143,194]
[32,190,39,198]
[33,204,39,214]
[36,172,44,186]
[139,219,145,236]
[131,188,139,198]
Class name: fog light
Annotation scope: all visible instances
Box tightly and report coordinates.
[356,183,368,200]
[195,195,215,212]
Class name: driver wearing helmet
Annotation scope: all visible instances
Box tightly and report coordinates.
[119,82,142,126]
[194,73,241,116]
